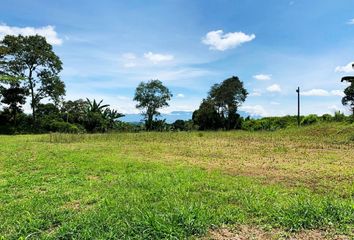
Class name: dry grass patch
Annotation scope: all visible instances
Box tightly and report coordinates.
[205,226,352,240]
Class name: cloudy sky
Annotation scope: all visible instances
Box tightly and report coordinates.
[1,0,354,116]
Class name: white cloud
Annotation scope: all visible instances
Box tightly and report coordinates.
[335,62,354,73]
[240,105,268,117]
[122,53,137,60]
[249,89,262,96]
[270,101,280,105]
[202,30,255,51]
[253,74,272,81]
[0,24,63,45]
[347,19,354,25]
[123,62,137,68]
[328,105,341,113]
[301,89,344,97]
[148,68,211,82]
[144,52,174,63]
[302,89,329,96]
[120,53,138,68]
[177,93,185,98]
[266,84,282,92]
[330,90,345,97]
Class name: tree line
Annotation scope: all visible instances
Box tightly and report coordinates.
[1,35,353,134]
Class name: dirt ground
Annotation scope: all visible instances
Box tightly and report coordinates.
[204,226,352,240]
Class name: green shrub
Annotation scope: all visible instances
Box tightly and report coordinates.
[49,121,84,133]
[114,121,144,132]
[321,114,333,122]
[333,111,346,122]
[301,114,319,126]
[349,134,354,142]
[172,120,186,131]
[242,116,299,131]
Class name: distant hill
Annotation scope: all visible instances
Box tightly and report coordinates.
[121,111,258,123]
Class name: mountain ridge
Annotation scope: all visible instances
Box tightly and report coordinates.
[121,110,258,123]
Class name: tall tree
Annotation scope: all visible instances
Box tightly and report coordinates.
[134,80,172,130]
[0,82,28,125]
[208,76,247,129]
[192,98,223,130]
[61,99,89,124]
[0,35,65,122]
[341,63,354,116]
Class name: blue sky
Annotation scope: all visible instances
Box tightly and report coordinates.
[1,0,354,117]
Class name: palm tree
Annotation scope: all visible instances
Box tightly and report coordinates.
[84,99,124,132]
[86,98,110,113]
[103,109,125,128]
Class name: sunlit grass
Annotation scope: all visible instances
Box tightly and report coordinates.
[0,123,353,239]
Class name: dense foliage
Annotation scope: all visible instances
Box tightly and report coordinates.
[193,76,247,130]
[0,35,65,122]
[241,111,352,131]
[0,35,124,134]
[341,64,354,116]
[0,34,353,134]
[134,79,173,130]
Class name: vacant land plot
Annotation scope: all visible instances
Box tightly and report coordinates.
[0,123,353,239]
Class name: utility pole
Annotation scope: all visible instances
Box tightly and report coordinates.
[296,87,300,127]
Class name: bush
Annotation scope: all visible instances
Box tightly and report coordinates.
[84,112,108,133]
[242,116,299,131]
[0,112,33,134]
[114,121,144,132]
[48,121,84,133]
[321,114,333,122]
[333,111,346,122]
[172,120,186,131]
[151,119,171,131]
[301,114,319,126]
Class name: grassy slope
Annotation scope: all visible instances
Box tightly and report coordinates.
[0,123,353,239]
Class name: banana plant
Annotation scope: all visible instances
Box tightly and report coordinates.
[86,98,110,114]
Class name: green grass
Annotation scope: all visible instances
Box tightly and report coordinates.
[0,123,353,239]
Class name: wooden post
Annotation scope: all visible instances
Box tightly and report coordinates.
[296,87,300,127]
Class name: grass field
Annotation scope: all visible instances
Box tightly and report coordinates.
[0,123,353,239]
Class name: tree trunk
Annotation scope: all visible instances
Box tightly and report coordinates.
[28,69,36,123]
[147,113,153,131]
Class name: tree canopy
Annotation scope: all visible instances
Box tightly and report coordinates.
[193,76,247,130]
[341,63,354,116]
[134,80,172,130]
[0,82,27,125]
[0,35,65,122]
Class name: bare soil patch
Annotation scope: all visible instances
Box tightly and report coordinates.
[204,226,351,240]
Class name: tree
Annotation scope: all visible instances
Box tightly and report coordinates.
[208,76,247,129]
[84,99,110,132]
[341,63,354,116]
[86,99,110,114]
[134,80,172,130]
[0,35,65,122]
[192,98,223,130]
[172,119,186,131]
[193,76,247,130]
[61,99,89,124]
[0,82,28,125]
[84,99,124,132]
[103,108,125,129]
